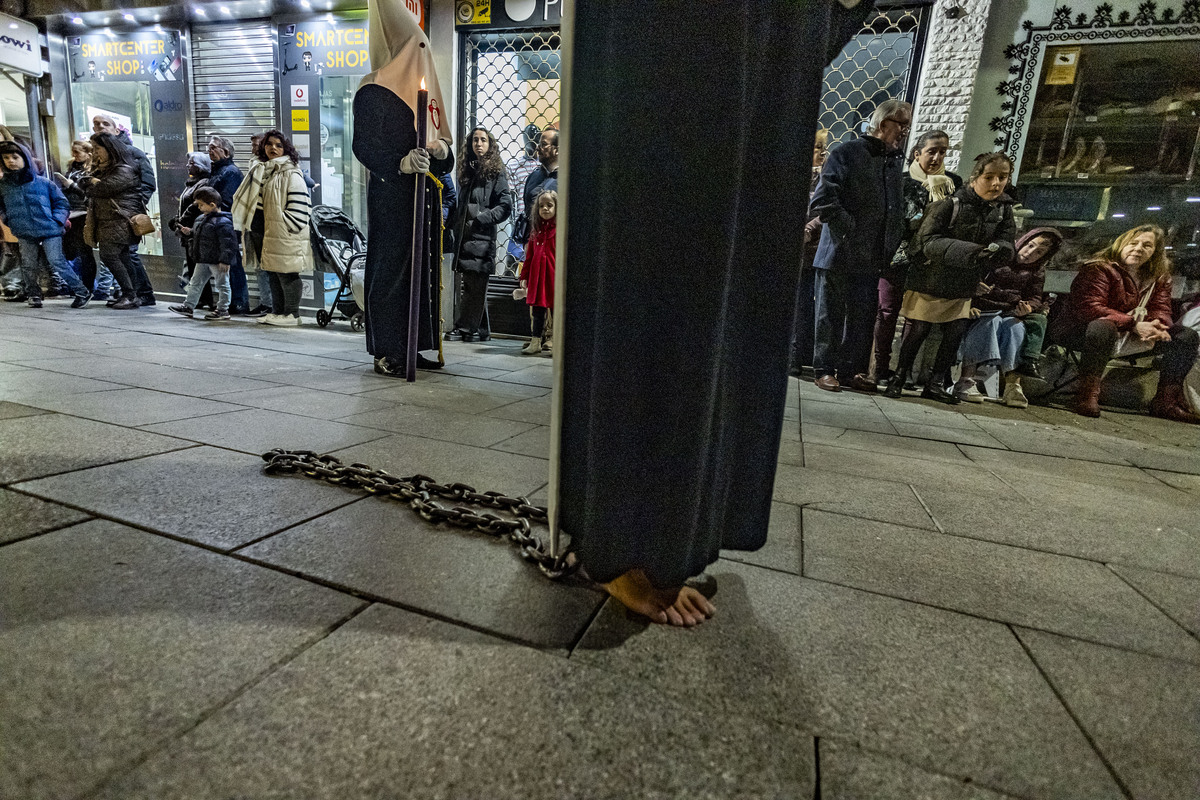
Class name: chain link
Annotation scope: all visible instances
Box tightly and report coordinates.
[261,449,575,580]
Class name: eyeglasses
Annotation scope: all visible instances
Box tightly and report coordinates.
[883,118,911,133]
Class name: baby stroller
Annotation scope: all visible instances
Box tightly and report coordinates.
[309,205,367,331]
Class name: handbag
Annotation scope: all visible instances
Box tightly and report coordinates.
[1114,283,1157,358]
[82,209,97,248]
[111,199,156,237]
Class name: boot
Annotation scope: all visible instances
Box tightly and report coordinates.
[521,337,542,355]
[1060,136,1087,173]
[882,372,906,399]
[1084,136,1106,172]
[1149,382,1200,424]
[1071,373,1102,418]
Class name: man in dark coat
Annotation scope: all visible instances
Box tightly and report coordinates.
[558,0,873,625]
[808,99,909,392]
[206,136,250,314]
[516,129,557,246]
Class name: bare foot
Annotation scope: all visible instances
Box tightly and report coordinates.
[601,569,716,627]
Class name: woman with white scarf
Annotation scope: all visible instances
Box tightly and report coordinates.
[872,129,962,383]
[231,129,312,326]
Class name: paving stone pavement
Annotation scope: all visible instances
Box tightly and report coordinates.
[1,302,1197,799]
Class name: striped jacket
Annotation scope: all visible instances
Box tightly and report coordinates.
[231,156,312,273]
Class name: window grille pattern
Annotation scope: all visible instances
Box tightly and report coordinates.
[191,22,279,158]
[820,5,926,147]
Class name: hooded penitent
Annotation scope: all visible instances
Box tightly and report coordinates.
[352,0,454,365]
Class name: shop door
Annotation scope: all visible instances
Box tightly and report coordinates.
[819,2,931,148]
[460,29,561,337]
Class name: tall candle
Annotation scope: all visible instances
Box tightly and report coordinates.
[406,75,429,381]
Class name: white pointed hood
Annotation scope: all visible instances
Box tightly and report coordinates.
[361,0,450,145]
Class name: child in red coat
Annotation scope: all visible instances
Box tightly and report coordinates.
[520,190,556,355]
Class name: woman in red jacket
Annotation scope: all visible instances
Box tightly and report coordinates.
[1047,224,1199,422]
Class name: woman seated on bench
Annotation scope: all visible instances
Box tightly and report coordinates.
[1046,224,1199,422]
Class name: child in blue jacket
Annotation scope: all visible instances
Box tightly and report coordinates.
[0,141,90,308]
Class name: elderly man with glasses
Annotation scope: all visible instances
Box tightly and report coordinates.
[808,99,911,393]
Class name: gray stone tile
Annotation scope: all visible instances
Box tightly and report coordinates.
[776,436,804,466]
[0,413,190,484]
[495,364,555,388]
[1146,469,1200,493]
[0,400,48,419]
[820,740,1021,799]
[802,510,1200,662]
[17,387,244,427]
[970,418,1133,465]
[722,501,803,574]
[961,445,1159,489]
[0,489,90,545]
[242,498,601,648]
[800,422,845,443]
[798,381,882,407]
[888,420,1008,448]
[0,340,86,361]
[242,365,425,394]
[800,399,898,435]
[340,404,539,449]
[213,385,395,419]
[329,434,549,498]
[459,352,546,371]
[94,604,814,800]
[0,368,123,401]
[876,397,990,430]
[491,424,551,458]
[1017,629,1200,800]
[15,447,360,550]
[772,464,937,531]
[802,443,1010,497]
[431,373,550,397]
[0,520,364,800]
[437,361,510,380]
[482,393,551,425]
[1110,564,1200,639]
[139,408,388,456]
[1084,435,1200,475]
[358,381,525,414]
[915,485,1200,579]
[13,355,281,397]
[575,560,1122,800]
[819,428,975,463]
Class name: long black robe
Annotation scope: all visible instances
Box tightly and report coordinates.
[352,83,454,361]
[559,1,872,587]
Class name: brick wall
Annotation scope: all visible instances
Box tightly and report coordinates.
[909,0,996,172]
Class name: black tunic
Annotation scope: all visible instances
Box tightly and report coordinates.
[352,83,454,360]
[559,1,872,587]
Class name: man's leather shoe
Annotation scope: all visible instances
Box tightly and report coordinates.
[815,374,841,392]
[846,374,878,393]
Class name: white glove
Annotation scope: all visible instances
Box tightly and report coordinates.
[428,138,450,160]
[399,148,430,175]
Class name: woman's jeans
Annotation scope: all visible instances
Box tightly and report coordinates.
[19,236,86,300]
[267,272,302,317]
[185,262,231,312]
[97,241,139,297]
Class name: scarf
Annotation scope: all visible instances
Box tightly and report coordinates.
[909,160,955,203]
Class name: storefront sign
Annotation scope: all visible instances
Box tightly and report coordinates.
[1045,47,1081,86]
[0,12,41,77]
[456,0,560,28]
[68,30,181,83]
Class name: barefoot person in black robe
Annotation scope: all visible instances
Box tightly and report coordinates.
[556,0,873,625]
[352,0,452,375]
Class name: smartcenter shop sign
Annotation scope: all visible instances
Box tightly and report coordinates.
[68,30,181,82]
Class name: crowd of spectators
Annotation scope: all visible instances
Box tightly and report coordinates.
[803,101,1200,424]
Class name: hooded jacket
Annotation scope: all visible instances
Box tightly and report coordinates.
[116,129,157,206]
[190,210,238,266]
[907,185,1016,300]
[0,141,70,240]
[84,137,145,247]
[209,155,244,211]
[177,152,212,230]
[974,226,1063,314]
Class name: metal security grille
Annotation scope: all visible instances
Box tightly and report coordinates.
[460,29,561,279]
[190,22,279,157]
[819,3,930,148]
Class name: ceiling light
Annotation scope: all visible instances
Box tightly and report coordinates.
[8,22,18,28]
[1186,197,1200,203]
[72,17,83,25]
[1111,213,1125,218]
[123,13,135,22]
[1147,206,1162,211]
[220,6,231,14]
[195,6,207,16]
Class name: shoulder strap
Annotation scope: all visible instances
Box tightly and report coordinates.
[948,197,961,227]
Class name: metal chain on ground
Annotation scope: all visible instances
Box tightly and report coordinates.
[261,449,576,580]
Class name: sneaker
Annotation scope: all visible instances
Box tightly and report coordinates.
[954,380,985,403]
[204,309,231,321]
[1003,379,1029,408]
[92,292,109,302]
[264,313,299,327]
[70,290,92,309]
[2,289,24,301]
[106,296,120,307]
[246,304,271,317]
[168,304,194,318]
[27,297,43,308]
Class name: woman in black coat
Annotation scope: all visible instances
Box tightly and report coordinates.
[449,127,512,343]
[82,133,148,310]
[883,152,1016,403]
